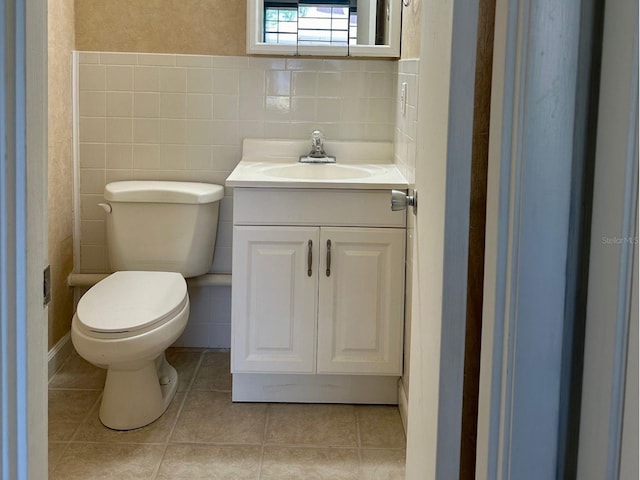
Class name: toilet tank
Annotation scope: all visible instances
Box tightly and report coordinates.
[103,181,224,278]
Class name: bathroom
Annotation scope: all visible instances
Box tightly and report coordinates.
[3,0,638,478]
[46,1,435,478]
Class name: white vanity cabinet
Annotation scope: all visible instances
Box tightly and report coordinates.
[230,187,406,403]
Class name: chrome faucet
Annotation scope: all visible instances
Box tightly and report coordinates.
[299,130,336,163]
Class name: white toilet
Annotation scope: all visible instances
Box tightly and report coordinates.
[71,180,224,430]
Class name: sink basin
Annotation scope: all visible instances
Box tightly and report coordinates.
[258,163,385,180]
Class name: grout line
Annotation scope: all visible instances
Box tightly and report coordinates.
[257,402,271,480]
[151,349,206,479]
[354,405,364,476]
[48,440,72,476]
[68,391,104,443]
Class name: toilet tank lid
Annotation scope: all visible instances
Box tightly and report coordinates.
[105,181,224,204]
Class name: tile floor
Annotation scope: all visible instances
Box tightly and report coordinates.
[48,348,406,479]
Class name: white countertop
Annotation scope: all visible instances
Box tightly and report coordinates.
[225,139,409,190]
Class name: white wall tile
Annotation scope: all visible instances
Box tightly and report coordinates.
[186,94,213,120]
[79,143,106,169]
[133,118,160,143]
[106,66,133,91]
[316,72,342,96]
[186,145,212,170]
[79,117,105,142]
[105,169,134,183]
[185,119,214,145]
[239,96,265,121]
[79,64,105,90]
[106,92,132,117]
[159,93,186,118]
[315,98,341,123]
[79,91,106,116]
[81,220,105,245]
[106,143,133,169]
[290,97,316,122]
[100,52,137,65]
[79,169,105,194]
[239,69,264,94]
[159,118,187,144]
[132,144,159,169]
[159,67,187,92]
[265,96,290,121]
[138,54,176,66]
[133,92,160,118]
[177,55,212,68]
[186,68,213,93]
[134,66,160,91]
[159,145,187,169]
[291,71,317,96]
[212,95,239,121]
[265,70,291,96]
[78,52,100,64]
[106,118,132,143]
[80,245,107,273]
[213,69,239,94]
[210,121,239,145]
[213,56,249,69]
[80,194,107,220]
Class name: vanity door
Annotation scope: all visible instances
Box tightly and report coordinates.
[232,226,319,373]
[316,227,405,375]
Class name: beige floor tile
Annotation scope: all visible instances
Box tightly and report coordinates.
[73,393,184,443]
[191,350,232,392]
[171,391,267,444]
[166,348,203,392]
[260,446,360,480]
[360,449,406,480]
[157,444,262,479]
[356,406,406,448]
[48,442,68,476]
[48,390,101,441]
[48,351,106,390]
[50,443,165,480]
[266,404,358,447]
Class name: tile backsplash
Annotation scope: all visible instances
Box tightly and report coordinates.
[74,51,398,347]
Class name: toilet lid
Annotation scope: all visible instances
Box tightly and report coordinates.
[76,271,188,333]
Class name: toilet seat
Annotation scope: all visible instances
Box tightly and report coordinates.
[76,271,188,336]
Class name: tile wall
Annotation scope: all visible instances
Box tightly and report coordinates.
[75,51,397,347]
[394,59,420,395]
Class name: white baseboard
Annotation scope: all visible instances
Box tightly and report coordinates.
[48,332,74,380]
[398,377,408,433]
[233,374,399,404]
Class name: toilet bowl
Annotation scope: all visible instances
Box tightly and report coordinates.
[72,271,189,430]
[71,181,223,430]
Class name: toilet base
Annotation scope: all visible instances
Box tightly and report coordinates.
[99,353,178,430]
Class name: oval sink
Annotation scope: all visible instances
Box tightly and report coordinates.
[259,163,385,180]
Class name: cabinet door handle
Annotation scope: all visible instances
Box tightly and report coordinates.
[326,239,332,277]
[307,240,313,277]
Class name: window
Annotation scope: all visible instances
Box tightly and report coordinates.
[264,1,357,46]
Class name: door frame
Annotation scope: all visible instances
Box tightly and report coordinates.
[576,0,638,477]
[404,0,480,478]
[476,0,638,478]
[1,0,48,478]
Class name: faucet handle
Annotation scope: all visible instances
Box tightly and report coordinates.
[311,130,324,146]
